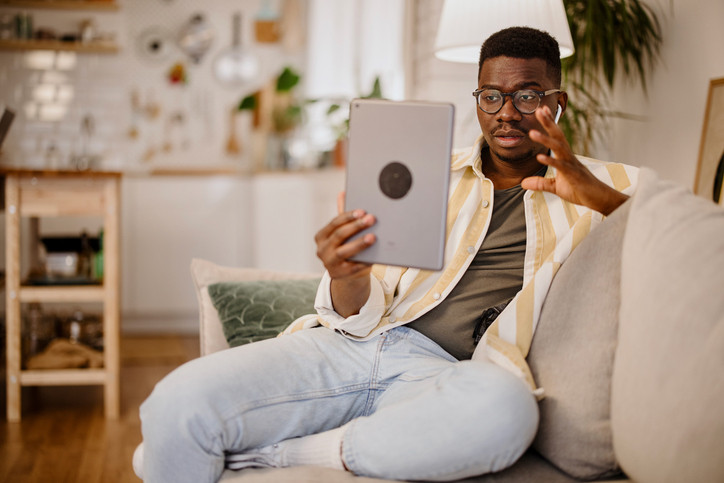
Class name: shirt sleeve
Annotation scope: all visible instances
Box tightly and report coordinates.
[313,270,388,337]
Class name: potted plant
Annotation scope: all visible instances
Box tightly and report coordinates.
[561,0,663,154]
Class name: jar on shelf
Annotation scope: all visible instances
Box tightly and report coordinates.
[14,11,33,40]
[0,14,14,40]
[60,309,103,352]
[22,303,55,364]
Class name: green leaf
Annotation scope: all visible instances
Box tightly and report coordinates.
[276,66,301,92]
[362,76,383,99]
[238,94,256,111]
[326,104,341,116]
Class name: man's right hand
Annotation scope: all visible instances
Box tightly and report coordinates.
[314,192,376,317]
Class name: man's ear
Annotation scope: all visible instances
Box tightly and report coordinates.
[556,91,569,116]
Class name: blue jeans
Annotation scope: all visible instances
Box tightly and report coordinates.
[140,326,538,482]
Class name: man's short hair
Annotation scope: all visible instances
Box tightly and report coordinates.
[478,27,562,87]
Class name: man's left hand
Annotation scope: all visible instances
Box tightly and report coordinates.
[521,105,628,216]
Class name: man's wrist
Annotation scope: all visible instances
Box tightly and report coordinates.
[598,190,629,216]
[331,274,371,318]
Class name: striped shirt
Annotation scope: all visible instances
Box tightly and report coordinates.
[284,134,638,397]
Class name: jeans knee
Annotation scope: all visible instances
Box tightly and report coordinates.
[454,361,539,458]
[140,359,230,449]
[345,361,539,481]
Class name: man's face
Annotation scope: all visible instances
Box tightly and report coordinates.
[476,56,563,166]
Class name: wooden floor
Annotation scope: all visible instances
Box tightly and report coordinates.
[0,335,200,483]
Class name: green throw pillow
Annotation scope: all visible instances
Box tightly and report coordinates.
[208,278,320,347]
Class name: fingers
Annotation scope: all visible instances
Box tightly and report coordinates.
[321,232,376,279]
[534,105,562,136]
[530,106,569,155]
[315,209,376,278]
[521,175,556,193]
[315,209,372,243]
[333,232,376,261]
[535,151,561,170]
[330,259,373,279]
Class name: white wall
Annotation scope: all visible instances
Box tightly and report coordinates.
[407,1,480,150]
[607,0,724,187]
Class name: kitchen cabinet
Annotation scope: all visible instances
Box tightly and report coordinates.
[2,169,121,422]
[119,169,344,333]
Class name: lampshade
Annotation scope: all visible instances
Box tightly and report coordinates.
[434,0,574,63]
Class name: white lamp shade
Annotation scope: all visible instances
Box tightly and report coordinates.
[434,0,574,63]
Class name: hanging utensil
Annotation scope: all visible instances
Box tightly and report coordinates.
[177,13,214,64]
[73,114,96,171]
[226,108,241,156]
[135,26,173,64]
[213,13,259,88]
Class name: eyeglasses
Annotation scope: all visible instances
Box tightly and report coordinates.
[472,88,561,114]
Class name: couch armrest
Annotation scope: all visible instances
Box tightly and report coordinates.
[190,258,321,356]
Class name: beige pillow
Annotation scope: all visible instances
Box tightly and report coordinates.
[528,199,631,479]
[190,258,320,356]
[612,169,724,483]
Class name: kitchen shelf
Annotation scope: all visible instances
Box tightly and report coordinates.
[0,38,118,53]
[0,1,119,11]
[3,169,121,422]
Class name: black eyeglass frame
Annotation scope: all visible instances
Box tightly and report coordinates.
[472,88,562,114]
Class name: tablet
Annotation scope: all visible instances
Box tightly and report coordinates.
[344,99,454,270]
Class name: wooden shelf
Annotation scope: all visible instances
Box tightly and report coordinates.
[19,285,105,303]
[20,368,107,386]
[0,38,118,54]
[4,170,120,421]
[0,1,119,11]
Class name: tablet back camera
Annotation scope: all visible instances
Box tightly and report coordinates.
[379,161,413,199]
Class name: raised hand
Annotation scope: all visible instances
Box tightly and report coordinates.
[522,105,629,216]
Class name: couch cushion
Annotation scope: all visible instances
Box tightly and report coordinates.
[612,168,724,483]
[209,278,320,347]
[527,199,631,479]
[190,258,320,355]
[217,450,601,482]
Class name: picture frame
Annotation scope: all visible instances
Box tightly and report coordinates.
[694,77,724,205]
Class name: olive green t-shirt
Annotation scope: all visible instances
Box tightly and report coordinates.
[407,183,527,360]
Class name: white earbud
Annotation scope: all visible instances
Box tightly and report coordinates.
[554,104,562,124]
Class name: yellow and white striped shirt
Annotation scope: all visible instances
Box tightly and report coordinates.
[284,134,638,397]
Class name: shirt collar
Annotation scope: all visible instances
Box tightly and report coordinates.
[451,133,487,178]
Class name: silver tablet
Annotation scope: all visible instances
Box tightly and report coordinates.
[345,99,454,270]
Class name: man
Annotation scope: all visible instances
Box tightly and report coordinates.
[138,27,637,482]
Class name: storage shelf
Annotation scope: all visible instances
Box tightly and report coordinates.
[4,169,120,421]
[0,1,119,11]
[0,38,118,54]
[19,285,104,303]
[20,368,107,386]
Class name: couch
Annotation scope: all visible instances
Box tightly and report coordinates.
[189,168,724,483]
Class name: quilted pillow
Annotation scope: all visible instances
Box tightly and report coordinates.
[208,278,320,347]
